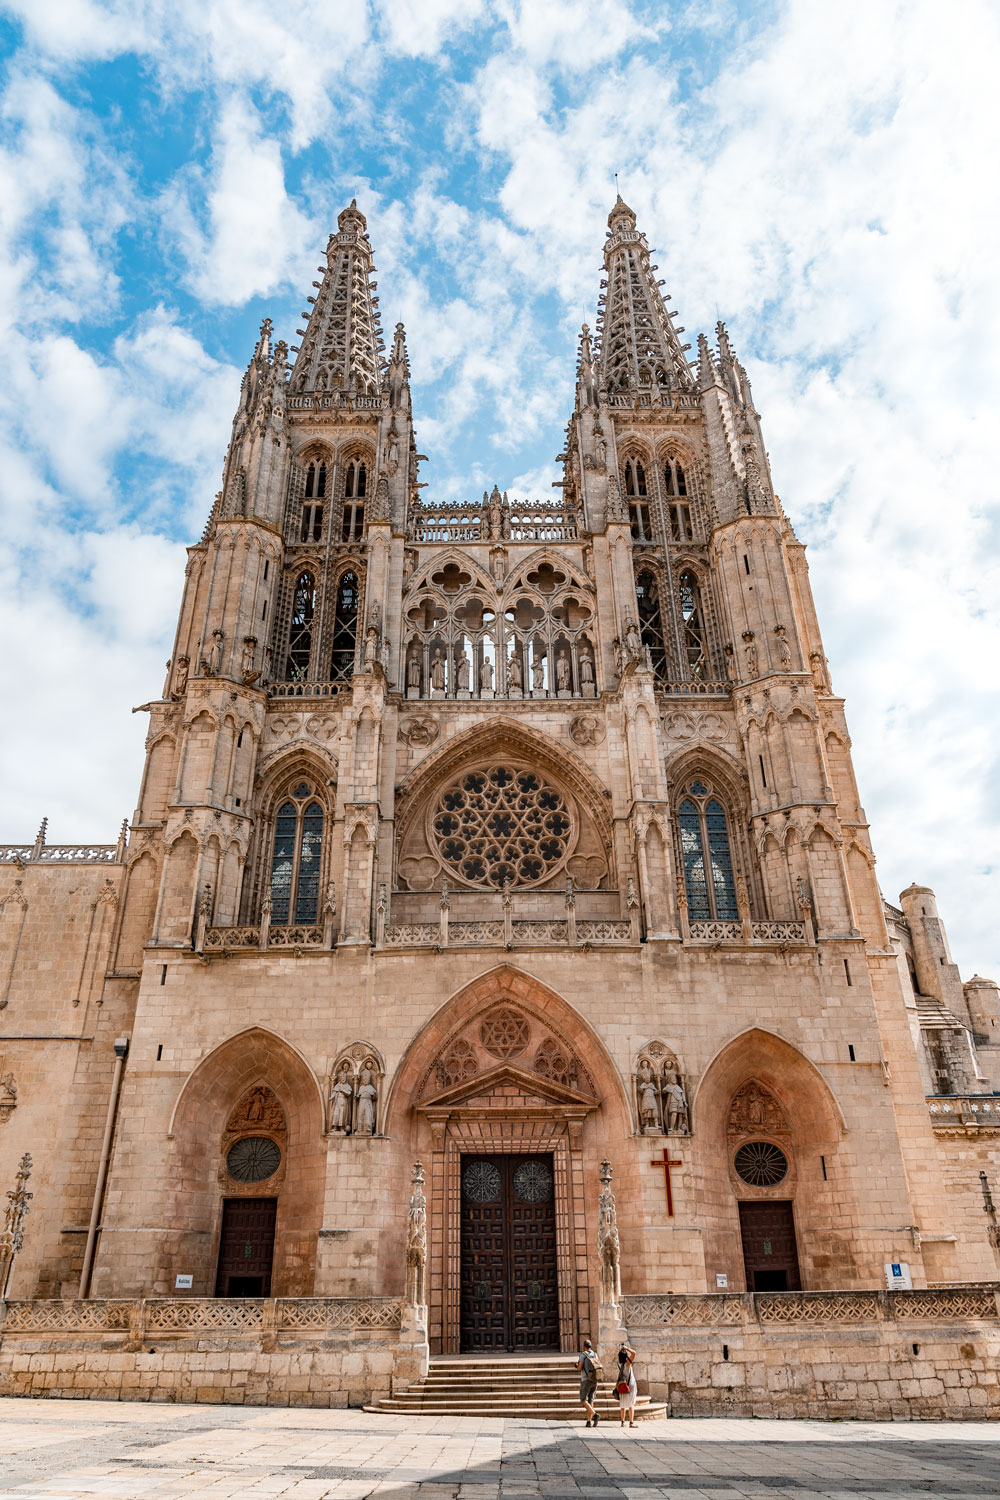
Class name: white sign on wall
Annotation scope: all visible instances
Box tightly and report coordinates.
[716,1273,728,1288]
[174,1274,193,1290]
[884,1262,913,1290]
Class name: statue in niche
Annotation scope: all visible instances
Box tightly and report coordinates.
[171,656,189,699]
[329,1061,354,1134]
[162,659,173,698]
[532,656,545,691]
[556,650,571,691]
[508,651,522,690]
[636,1058,661,1133]
[743,631,758,677]
[579,651,595,688]
[356,1066,378,1136]
[241,636,259,684]
[488,485,504,539]
[775,624,792,670]
[203,629,224,677]
[456,651,470,691]
[407,653,421,692]
[624,617,642,658]
[480,655,494,692]
[724,643,737,682]
[662,1066,689,1135]
[431,649,446,690]
[364,625,378,668]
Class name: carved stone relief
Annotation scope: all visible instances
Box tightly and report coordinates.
[661,709,732,743]
[634,1042,689,1135]
[328,1042,384,1136]
[398,714,440,748]
[421,1002,594,1100]
[727,1079,791,1139]
[568,713,605,747]
[0,1063,17,1125]
[220,1083,287,1189]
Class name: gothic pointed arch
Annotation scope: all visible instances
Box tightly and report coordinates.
[666,747,760,923]
[164,1026,325,1297]
[243,752,336,924]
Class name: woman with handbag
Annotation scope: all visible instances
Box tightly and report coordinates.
[615,1343,638,1428]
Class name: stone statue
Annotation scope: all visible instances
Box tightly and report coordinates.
[407,652,421,691]
[364,626,378,668]
[171,656,189,699]
[456,651,470,691]
[488,485,503,540]
[775,624,792,670]
[241,637,258,683]
[580,651,595,687]
[662,1067,689,1134]
[637,1058,661,1133]
[532,656,545,691]
[162,659,173,698]
[743,632,758,677]
[431,649,445,691]
[204,629,224,677]
[356,1066,378,1136]
[329,1062,354,1134]
[508,651,522,690]
[724,643,737,682]
[625,617,642,658]
[405,1162,427,1307]
[597,1160,621,1307]
[556,650,571,691]
[480,655,494,691]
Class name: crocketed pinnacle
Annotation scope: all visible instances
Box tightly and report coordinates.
[595,196,694,395]
[289,200,385,396]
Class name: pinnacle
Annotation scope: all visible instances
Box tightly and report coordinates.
[288,203,383,396]
[594,197,694,396]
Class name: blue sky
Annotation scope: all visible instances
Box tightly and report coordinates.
[1,0,998,978]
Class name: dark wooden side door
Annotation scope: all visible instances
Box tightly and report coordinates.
[739,1200,801,1292]
[460,1155,559,1352]
[215,1197,277,1296]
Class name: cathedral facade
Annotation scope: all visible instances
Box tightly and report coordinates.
[1,197,999,1376]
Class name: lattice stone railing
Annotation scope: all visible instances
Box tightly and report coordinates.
[412,500,578,544]
[382,918,633,948]
[512,919,569,943]
[0,1296,404,1338]
[687,919,809,946]
[621,1287,1000,1329]
[202,925,325,952]
[928,1096,1000,1127]
[659,681,731,697]
[203,925,261,950]
[268,680,349,699]
[0,844,119,864]
[576,920,633,942]
[268,925,323,948]
[383,923,440,948]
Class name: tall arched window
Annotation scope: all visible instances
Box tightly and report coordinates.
[635,570,666,678]
[286,572,315,681]
[664,459,692,542]
[343,460,367,541]
[330,571,359,681]
[301,459,326,542]
[269,782,324,924]
[678,569,707,679]
[624,458,651,541]
[678,779,738,921]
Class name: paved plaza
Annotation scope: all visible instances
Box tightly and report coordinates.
[0,1399,997,1499]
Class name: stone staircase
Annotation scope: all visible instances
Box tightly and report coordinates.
[368,1353,667,1421]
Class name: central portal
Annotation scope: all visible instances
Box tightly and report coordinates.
[460,1153,559,1351]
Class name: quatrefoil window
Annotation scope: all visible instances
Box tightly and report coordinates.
[430,764,574,887]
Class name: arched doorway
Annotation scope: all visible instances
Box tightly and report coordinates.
[166,1028,326,1298]
[382,965,636,1353]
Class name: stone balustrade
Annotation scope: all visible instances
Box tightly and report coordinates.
[411,499,578,544]
[622,1285,1000,1329]
[202,925,325,953]
[928,1095,1000,1128]
[0,844,120,864]
[688,919,809,946]
[268,680,349,699]
[0,1296,403,1337]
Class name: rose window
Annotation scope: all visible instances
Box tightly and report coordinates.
[430,765,574,887]
[226,1137,281,1183]
[480,1007,531,1060]
[733,1141,789,1187]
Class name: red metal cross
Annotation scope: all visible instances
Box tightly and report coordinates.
[650,1147,682,1217]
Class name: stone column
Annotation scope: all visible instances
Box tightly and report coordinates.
[396,1162,430,1391]
[596,1159,627,1358]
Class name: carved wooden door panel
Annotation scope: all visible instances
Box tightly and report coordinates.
[215,1197,277,1296]
[460,1155,558,1351]
[738,1200,801,1292]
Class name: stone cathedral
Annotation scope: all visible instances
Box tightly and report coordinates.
[1,197,999,1410]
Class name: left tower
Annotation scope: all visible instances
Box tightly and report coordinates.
[141,200,413,952]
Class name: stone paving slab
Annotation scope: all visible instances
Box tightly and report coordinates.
[0,1398,998,1499]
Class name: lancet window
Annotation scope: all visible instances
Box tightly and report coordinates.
[300,459,326,542]
[677,779,738,921]
[268,782,324,924]
[286,572,316,680]
[330,571,359,682]
[678,569,707,679]
[664,460,693,543]
[635,570,667,679]
[624,458,652,542]
[403,558,597,699]
[342,460,367,541]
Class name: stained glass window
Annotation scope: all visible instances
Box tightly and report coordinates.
[268,784,324,924]
[678,782,738,921]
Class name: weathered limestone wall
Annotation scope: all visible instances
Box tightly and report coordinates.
[0,1298,408,1409]
[621,1289,1000,1419]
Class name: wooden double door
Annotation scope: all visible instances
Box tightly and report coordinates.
[215,1197,277,1296]
[460,1154,559,1351]
[739,1200,801,1291]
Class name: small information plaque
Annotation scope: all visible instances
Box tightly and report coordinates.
[174,1274,193,1290]
[715,1273,728,1289]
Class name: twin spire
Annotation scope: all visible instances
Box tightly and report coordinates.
[289,200,386,397]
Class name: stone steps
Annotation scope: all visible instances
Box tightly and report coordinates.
[367,1354,667,1421]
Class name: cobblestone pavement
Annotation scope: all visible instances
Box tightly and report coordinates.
[0,1399,998,1499]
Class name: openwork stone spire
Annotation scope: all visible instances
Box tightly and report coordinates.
[289,200,385,396]
[596,196,695,396]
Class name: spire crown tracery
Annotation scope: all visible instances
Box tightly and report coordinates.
[288,199,385,398]
[595,197,695,396]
